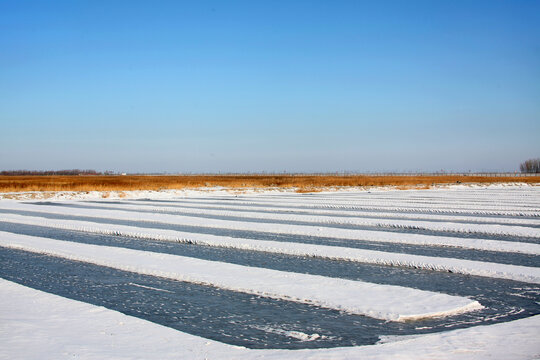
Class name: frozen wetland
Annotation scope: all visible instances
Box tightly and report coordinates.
[1,185,539,359]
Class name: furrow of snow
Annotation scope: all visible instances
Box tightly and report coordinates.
[106,200,540,226]
[66,201,540,237]
[291,192,540,202]
[3,279,540,360]
[134,198,540,217]
[251,193,540,207]
[151,195,540,212]
[2,204,539,254]
[0,232,483,321]
[2,215,540,283]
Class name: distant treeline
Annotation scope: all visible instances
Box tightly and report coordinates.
[520,158,540,174]
[0,169,103,176]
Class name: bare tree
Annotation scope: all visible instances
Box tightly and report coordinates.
[520,158,540,173]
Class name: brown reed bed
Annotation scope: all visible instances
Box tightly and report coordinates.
[0,175,538,193]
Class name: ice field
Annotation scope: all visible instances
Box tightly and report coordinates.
[1,185,539,359]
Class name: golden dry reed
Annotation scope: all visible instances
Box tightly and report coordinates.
[0,175,538,193]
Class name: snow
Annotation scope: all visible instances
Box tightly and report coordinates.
[2,202,539,254]
[2,213,539,283]
[216,190,539,211]
[2,279,539,360]
[61,200,540,237]
[120,187,539,216]
[1,185,539,358]
[250,326,325,341]
[0,232,482,321]
[98,199,540,226]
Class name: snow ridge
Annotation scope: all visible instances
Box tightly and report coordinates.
[1,214,539,283]
[1,186,539,359]
[1,206,539,254]
[0,231,483,322]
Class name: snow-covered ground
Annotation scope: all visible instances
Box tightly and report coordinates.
[1,184,539,359]
[0,231,482,321]
[3,203,539,253]
[2,279,539,360]
[1,213,539,282]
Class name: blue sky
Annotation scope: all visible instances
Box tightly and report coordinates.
[1,0,539,173]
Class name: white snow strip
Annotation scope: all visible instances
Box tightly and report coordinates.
[0,232,482,321]
[142,197,539,216]
[224,190,540,210]
[266,198,540,209]
[67,201,540,238]
[2,279,539,360]
[275,192,540,205]
[141,192,540,211]
[1,204,539,254]
[111,200,540,226]
[1,216,539,283]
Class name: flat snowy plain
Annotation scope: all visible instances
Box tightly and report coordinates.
[1,184,539,359]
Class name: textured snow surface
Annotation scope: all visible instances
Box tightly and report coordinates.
[109,199,540,226]
[0,231,482,321]
[2,279,539,360]
[2,202,539,254]
[35,200,540,237]
[1,185,539,358]
[1,214,539,283]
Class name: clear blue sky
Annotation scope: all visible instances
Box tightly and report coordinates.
[1,0,539,173]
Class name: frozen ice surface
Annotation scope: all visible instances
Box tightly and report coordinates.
[1,184,539,358]
[1,279,539,360]
[0,232,482,321]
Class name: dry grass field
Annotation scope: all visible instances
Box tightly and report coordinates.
[0,175,538,193]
